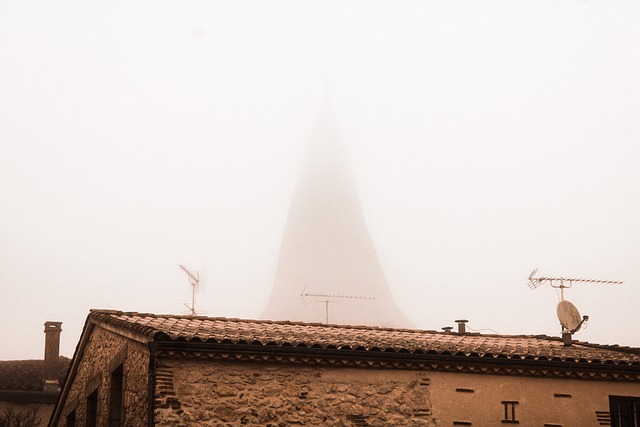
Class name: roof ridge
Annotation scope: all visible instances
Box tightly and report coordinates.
[90,309,437,333]
[571,340,640,355]
[90,309,621,344]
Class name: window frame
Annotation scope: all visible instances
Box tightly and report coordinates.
[85,388,99,427]
[108,363,125,427]
[610,395,640,427]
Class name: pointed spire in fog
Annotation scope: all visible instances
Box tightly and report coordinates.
[262,99,411,328]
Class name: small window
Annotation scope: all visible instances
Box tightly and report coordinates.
[109,364,125,426]
[501,401,519,424]
[66,410,76,427]
[610,396,640,427]
[85,389,98,427]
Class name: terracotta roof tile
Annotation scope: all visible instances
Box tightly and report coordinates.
[0,357,71,391]
[90,309,640,366]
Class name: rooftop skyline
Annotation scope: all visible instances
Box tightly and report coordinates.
[1,1,639,360]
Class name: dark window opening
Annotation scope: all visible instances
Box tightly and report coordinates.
[66,410,76,427]
[501,401,519,424]
[109,364,125,427]
[610,396,640,427]
[85,389,98,427]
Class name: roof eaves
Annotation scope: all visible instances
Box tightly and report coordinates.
[87,310,640,367]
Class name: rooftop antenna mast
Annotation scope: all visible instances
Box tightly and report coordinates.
[179,264,201,316]
[527,268,623,345]
[301,287,375,324]
[528,268,623,301]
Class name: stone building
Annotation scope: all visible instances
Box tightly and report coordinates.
[49,309,640,426]
[0,322,70,427]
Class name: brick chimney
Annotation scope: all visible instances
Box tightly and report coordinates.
[43,321,62,392]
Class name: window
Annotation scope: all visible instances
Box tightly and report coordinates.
[610,396,640,427]
[66,410,76,427]
[85,389,98,427]
[501,401,519,424]
[109,364,125,426]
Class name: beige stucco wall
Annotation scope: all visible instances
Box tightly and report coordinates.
[154,358,436,426]
[429,370,640,426]
[51,326,149,427]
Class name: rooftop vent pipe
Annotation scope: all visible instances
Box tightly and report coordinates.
[455,319,468,334]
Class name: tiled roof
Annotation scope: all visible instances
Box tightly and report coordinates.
[90,310,640,366]
[0,357,70,391]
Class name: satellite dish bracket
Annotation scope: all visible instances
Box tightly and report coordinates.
[569,315,589,334]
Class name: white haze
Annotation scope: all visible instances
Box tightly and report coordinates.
[1,1,639,359]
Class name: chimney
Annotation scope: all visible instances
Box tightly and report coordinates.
[562,331,573,346]
[442,326,453,334]
[43,321,62,391]
[455,319,468,334]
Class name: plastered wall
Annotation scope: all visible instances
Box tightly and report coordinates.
[429,370,640,426]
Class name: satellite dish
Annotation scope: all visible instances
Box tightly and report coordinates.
[557,300,582,332]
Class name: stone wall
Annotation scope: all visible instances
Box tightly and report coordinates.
[52,326,149,427]
[154,359,436,426]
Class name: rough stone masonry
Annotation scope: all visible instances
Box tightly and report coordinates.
[154,359,436,426]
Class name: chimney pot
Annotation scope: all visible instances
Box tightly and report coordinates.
[44,321,62,391]
[442,326,453,334]
[455,319,469,334]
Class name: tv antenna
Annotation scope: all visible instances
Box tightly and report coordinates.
[527,268,623,300]
[179,264,205,316]
[527,268,623,343]
[301,287,375,324]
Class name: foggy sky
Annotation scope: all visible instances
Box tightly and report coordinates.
[1,0,639,360]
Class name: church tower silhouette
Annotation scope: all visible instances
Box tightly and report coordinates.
[262,100,411,328]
